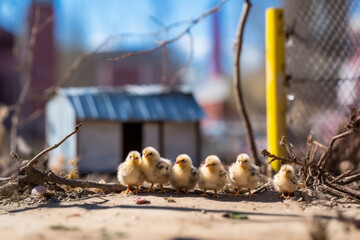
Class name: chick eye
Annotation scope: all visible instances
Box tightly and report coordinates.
[244,160,247,163]
[212,163,216,166]
[181,160,185,163]
[149,153,153,156]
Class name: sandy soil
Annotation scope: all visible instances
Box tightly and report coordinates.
[0,190,359,240]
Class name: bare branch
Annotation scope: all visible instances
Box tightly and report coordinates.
[37,15,54,33]
[150,16,168,86]
[329,170,352,184]
[261,149,302,166]
[233,0,260,165]
[170,31,193,86]
[24,123,82,169]
[10,5,41,152]
[338,173,360,185]
[107,0,228,62]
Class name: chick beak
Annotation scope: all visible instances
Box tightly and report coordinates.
[239,161,243,167]
[175,160,181,165]
[282,171,287,176]
[205,164,210,168]
[143,153,148,158]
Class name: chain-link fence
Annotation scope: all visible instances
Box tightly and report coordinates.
[284,0,360,150]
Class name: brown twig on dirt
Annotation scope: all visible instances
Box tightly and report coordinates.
[233,0,260,166]
[329,170,352,184]
[263,110,360,200]
[107,0,228,62]
[325,182,360,201]
[337,173,360,185]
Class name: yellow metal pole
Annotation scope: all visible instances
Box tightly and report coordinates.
[266,8,286,172]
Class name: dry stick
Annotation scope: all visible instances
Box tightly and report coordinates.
[339,173,360,185]
[317,128,357,170]
[170,31,194,86]
[25,123,83,168]
[233,0,260,166]
[329,170,352,184]
[107,0,228,62]
[17,123,126,193]
[321,184,360,202]
[260,149,302,166]
[18,109,44,128]
[279,136,298,161]
[338,173,360,185]
[326,182,360,200]
[312,141,328,150]
[9,6,41,152]
[42,39,110,99]
[305,134,313,161]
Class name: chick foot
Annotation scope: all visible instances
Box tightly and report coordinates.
[121,185,131,195]
[145,183,155,193]
[174,189,181,195]
[279,193,291,199]
[201,190,210,198]
[229,188,242,198]
[212,190,220,198]
[132,186,140,195]
[157,184,167,194]
[247,189,255,198]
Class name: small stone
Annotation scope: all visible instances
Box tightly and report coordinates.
[31,186,47,198]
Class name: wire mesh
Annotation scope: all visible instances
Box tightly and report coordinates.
[284,0,360,149]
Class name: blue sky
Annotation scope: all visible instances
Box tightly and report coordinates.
[0,0,283,76]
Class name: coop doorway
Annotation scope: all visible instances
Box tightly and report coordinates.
[122,123,143,161]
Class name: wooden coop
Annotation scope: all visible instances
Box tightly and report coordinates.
[46,86,205,172]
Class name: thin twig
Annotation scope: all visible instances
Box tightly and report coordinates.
[329,170,352,184]
[107,0,228,62]
[25,123,82,168]
[150,16,168,86]
[338,173,360,185]
[170,31,194,86]
[10,5,41,152]
[233,0,260,165]
[261,149,302,166]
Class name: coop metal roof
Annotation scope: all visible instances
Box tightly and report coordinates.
[60,85,205,122]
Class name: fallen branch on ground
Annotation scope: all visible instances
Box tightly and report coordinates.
[3,123,126,194]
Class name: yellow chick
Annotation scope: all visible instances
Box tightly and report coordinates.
[229,153,259,198]
[141,146,171,193]
[198,155,228,198]
[170,154,198,194]
[117,151,144,195]
[273,164,298,199]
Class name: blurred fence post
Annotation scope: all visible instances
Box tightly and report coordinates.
[265,8,286,172]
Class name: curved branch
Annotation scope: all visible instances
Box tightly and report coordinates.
[233,0,260,165]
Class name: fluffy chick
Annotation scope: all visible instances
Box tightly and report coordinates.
[273,164,298,199]
[198,155,228,198]
[117,151,144,194]
[229,153,259,198]
[170,154,198,194]
[141,146,171,193]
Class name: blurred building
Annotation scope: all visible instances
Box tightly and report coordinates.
[46,86,204,172]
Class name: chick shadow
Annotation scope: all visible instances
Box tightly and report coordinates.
[137,187,284,203]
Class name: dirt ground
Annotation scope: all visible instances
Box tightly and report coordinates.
[0,189,359,240]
